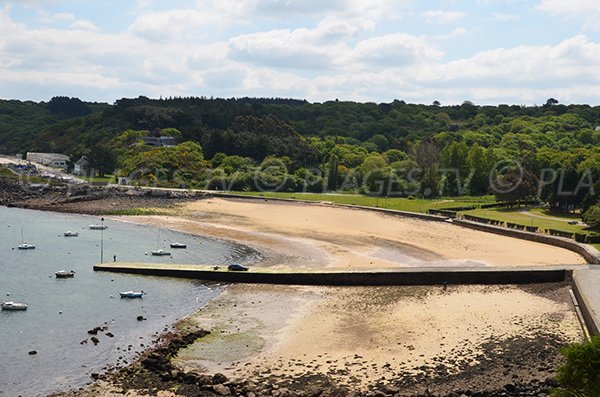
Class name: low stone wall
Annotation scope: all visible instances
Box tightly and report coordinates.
[453,219,600,265]
[94,264,568,286]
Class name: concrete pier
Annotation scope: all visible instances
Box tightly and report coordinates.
[94,262,579,286]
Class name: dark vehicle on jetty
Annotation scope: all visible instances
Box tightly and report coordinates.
[227,264,249,271]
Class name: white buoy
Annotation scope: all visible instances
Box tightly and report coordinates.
[110,295,114,298]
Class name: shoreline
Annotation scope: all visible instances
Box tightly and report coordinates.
[2,190,590,396]
[56,282,583,397]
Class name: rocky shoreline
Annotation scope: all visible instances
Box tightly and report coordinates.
[55,325,567,397]
[0,177,210,214]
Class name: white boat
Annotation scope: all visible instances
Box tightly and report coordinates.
[151,228,171,256]
[55,270,76,278]
[89,224,108,230]
[17,227,35,250]
[170,242,187,249]
[64,231,79,237]
[1,301,28,311]
[151,249,171,256]
[119,291,145,298]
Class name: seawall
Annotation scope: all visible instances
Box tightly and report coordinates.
[94,262,572,286]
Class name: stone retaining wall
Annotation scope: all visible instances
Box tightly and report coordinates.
[453,219,600,264]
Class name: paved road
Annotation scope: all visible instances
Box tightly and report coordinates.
[519,209,583,224]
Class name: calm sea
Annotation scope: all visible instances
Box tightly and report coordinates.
[0,207,257,397]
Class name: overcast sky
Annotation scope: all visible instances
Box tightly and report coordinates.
[1,0,599,105]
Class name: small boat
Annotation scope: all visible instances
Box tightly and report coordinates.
[64,231,79,237]
[17,227,35,250]
[89,224,108,230]
[1,301,28,311]
[150,228,171,256]
[55,270,76,278]
[170,242,187,249]
[119,291,145,298]
[151,249,171,256]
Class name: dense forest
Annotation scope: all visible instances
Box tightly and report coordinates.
[1,95,600,225]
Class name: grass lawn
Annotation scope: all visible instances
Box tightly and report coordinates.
[82,174,115,184]
[463,207,591,235]
[230,191,496,213]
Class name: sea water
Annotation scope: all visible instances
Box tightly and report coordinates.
[0,207,257,396]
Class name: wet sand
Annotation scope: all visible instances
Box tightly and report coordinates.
[171,283,582,394]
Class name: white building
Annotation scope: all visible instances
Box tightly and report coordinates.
[73,156,89,176]
[26,152,70,168]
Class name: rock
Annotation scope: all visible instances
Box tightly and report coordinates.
[87,327,101,335]
[212,383,231,396]
[212,373,229,384]
[142,353,171,372]
[28,350,37,355]
[503,383,516,392]
[137,315,146,321]
[379,384,400,395]
[105,332,114,338]
[90,336,100,345]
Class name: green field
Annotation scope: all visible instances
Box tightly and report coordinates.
[82,174,115,184]
[462,207,590,235]
[230,191,496,213]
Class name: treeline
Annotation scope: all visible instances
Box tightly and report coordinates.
[1,96,600,225]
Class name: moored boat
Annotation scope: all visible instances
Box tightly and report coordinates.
[1,301,28,311]
[151,249,171,256]
[89,224,108,230]
[119,291,145,298]
[17,227,35,249]
[64,231,79,237]
[170,242,187,249]
[55,270,76,278]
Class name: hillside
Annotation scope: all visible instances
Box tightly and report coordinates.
[1,97,599,222]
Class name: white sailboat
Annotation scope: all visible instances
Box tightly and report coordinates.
[151,228,171,256]
[17,227,35,250]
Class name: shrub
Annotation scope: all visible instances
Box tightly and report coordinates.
[551,335,600,397]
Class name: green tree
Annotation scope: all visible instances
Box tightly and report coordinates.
[583,204,600,229]
[552,335,600,397]
[467,144,495,195]
[492,166,538,204]
[87,145,116,177]
[327,154,340,191]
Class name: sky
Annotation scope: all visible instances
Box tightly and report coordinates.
[0,0,600,105]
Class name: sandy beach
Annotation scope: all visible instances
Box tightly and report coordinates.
[122,197,587,269]
[61,197,589,396]
[172,283,582,394]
